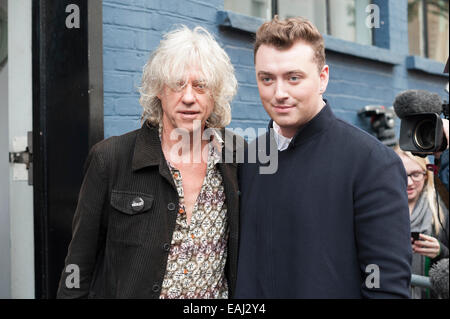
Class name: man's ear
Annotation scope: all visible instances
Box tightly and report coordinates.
[156,86,165,100]
[319,65,329,94]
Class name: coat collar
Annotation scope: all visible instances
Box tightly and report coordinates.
[268,99,335,149]
[132,122,235,171]
[132,122,163,171]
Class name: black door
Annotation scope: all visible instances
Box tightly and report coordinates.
[32,0,103,299]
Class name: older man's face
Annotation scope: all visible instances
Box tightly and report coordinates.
[158,69,214,134]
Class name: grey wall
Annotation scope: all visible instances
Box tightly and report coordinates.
[0,0,10,299]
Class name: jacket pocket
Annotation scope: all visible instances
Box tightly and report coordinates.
[110,190,154,215]
[108,190,154,245]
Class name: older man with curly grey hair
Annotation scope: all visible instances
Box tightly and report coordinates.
[57,26,244,299]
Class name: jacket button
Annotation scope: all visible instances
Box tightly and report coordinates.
[163,243,171,252]
[152,284,160,292]
[131,197,145,212]
[167,202,176,211]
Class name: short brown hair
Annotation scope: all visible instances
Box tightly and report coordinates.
[254,16,326,72]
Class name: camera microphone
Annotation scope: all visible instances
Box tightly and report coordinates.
[429,258,449,299]
[393,90,443,118]
[393,90,447,155]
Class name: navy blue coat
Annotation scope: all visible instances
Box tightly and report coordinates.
[235,103,412,298]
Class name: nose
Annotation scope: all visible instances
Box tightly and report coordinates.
[181,84,195,105]
[274,81,288,101]
[407,175,414,186]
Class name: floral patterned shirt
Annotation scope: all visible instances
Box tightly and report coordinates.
[159,128,229,299]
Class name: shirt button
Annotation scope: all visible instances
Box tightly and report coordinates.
[167,202,176,211]
[152,284,160,292]
[131,197,144,212]
[163,243,171,252]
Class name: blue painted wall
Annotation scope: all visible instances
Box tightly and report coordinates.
[103,0,448,139]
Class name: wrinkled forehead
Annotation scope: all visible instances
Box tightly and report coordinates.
[164,62,211,86]
[176,67,206,82]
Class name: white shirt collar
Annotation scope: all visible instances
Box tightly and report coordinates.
[272,121,293,151]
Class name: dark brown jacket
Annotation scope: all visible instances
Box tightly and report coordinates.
[57,123,243,298]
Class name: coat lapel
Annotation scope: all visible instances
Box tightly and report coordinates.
[131,122,176,190]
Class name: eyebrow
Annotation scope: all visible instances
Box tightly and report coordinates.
[175,78,207,84]
[257,70,307,77]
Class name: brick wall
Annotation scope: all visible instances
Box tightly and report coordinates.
[103,0,448,139]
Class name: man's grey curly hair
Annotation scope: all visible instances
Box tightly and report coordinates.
[139,26,237,128]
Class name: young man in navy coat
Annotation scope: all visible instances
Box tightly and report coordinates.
[235,16,412,298]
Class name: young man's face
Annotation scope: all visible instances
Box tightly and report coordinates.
[255,41,329,138]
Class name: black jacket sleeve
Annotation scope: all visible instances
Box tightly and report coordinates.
[353,146,412,298]
[56,144,108,298]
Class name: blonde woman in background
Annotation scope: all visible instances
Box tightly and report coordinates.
[394,146,449,299]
